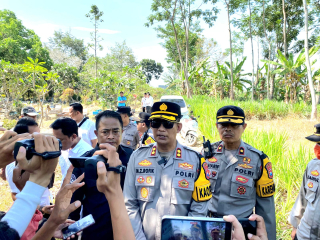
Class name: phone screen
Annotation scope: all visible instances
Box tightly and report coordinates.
[62,214,95,239]
[161,217,232,240]
[238,219,257,240]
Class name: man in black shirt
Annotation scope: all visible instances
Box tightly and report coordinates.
[69,111,133,240]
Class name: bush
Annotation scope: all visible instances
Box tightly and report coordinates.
[3,119,17,130]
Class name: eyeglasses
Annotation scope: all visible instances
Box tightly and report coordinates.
[151,120,176,129]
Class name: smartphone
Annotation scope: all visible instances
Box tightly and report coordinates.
[62,214,95,239]
[69,157,87,168]
[161,215,232,240]
[238,218,257,240]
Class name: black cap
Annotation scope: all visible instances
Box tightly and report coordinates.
[216,105,245,125]
[190,223,201,231]
[21,106,38,116]
[306,124,320,142]
[117,106,132,116]
[132,112,151,123]
[149,101,181,122]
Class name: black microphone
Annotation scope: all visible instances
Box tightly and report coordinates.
[157,157,167,166]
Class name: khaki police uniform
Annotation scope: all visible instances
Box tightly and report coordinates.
[206,140,276,240]
[121,121,140,150]
[289,124,320,240]
[123,142,211,240]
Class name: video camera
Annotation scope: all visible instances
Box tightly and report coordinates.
[69,155,126,180]
[13,139,62,160]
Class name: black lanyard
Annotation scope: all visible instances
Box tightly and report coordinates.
[78,117,88,128]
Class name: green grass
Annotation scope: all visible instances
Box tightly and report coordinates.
[186,95,318,120]
[186,96,314,239]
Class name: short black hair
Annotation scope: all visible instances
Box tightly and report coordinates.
[95,111,123,130]
[70,103,83,114]
[14,117,38,134]
[50,117,78,137]
[144,93,147,95]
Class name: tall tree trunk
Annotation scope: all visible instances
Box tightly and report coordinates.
[255,36,260,89]
[303,0,317,120]
[226,1,234,100]
[248,0,255,101]
[270,68,275,99]
[282,0,287,56]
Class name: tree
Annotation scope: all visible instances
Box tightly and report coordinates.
[140,59,164,83]
[48,30,88,62]
[303,0,317,120]
[0,9,53,69]
[86,5,104,79]
[146,0,219,98]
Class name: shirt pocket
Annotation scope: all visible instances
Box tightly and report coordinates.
[135,174,155,202]
[230,173,254,199]
[124,134,134,146]
[170,176,194,204]
[305,180,318,203]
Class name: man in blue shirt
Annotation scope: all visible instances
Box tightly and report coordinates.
[117,92,127,107]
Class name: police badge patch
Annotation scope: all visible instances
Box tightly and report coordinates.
[237,186,246,195]
[265,162,273,179]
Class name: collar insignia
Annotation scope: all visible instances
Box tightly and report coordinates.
[176,148,182,158]
[151,146,157,156]
[238,147,245,155]
[217,144,223,152]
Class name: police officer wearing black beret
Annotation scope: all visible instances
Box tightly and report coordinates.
[203,105,276,240]
[117,106,140,150]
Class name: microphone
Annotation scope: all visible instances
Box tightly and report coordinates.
[157,157,167,166]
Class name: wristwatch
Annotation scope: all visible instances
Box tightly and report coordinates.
[107,164,127,174]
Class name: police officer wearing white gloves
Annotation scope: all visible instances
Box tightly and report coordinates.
[203,106,276,240]
[124,102,212,240]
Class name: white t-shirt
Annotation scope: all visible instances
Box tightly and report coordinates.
[5,162,51,206]
[145,97,154,107]
[141,97,147,107]
[59,138,93,181]
[78,118,97,146]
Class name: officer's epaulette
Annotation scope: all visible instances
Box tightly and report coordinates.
[244,142,266,158]
[182,145,202,156]
[211,141,223,151]
[135,142,155,152]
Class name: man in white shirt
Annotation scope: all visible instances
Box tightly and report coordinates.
[69,103,98,148]
[145,92,154,114]
[50,117,93,181]
[141,93,147,112]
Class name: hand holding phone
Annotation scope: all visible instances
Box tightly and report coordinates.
[62,214,95,239]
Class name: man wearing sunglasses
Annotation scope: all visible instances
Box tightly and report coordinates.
[124,101,211,240]
[204,105,276,240]
[132,112,155,147]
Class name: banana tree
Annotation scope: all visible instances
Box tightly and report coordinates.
[262,47,319,103]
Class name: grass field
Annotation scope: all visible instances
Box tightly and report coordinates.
[186,96,317,239]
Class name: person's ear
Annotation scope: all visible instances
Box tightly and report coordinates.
[177,123,183,133]
[94,130,98,137]
[242,123,247,131]
[216,123,218,129]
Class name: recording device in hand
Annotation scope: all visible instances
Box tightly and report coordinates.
[13,139,62,160]
[203,136,214,159]
[69,155,126,180]
[62,214,95,239]
[161,216,232,240]
[238,218,257,240]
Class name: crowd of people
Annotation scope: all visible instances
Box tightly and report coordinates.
[0,94,318,240]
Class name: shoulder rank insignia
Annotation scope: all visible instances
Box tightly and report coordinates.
[217,144,223,152]
[238,147,245,155]
[151,146,157,156]
[176,148,182,158]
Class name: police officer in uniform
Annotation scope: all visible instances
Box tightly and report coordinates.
[289,124,320,240]
[117,106,140,150]
[203,106,276,240]
[190,223,203,240]
[132,112,155,147]
[124,102,212,240]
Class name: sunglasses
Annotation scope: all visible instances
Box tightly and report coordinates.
[151,120,176,129]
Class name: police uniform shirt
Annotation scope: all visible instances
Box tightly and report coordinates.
[121,121,140,150]
[77,118,97,146]
[124,142,212,240]
[205,140,276,240]
[289,158,320,240]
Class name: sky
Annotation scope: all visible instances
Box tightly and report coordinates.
[1,0,311,87]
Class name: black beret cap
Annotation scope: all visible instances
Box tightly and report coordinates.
[117,106,132,116]
[149,101,181,122]
[306,123,320,142]
[216,105,245,125]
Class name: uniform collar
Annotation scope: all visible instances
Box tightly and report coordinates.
[149,141,184,160]
[215,140,247,157]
